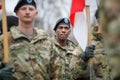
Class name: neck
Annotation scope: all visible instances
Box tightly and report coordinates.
[56,37,67,47]
[18,21,34,35]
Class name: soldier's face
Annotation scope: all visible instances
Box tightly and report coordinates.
[16,5,38,24]
[55,24,71,40]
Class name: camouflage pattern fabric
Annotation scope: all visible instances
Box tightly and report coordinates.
[51,37,89,80]
[99,0,120,79]
[105,19,120,80]
[92,27,111,80]
[0,26,54,80]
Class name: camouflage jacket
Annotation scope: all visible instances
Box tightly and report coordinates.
[92,32,111,80]
[0,26,54,80]
[51,37,89,80]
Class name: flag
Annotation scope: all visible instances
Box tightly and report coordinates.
[0,5,1,10]
[70,0,88,51]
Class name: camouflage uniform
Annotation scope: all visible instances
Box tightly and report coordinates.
[51,37,89,80]
[105,19,120,80]
[92,27,111,80]
[0,26,54,80]
[97,0,120,79]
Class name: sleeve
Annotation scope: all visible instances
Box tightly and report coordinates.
[70,45,90,79]
[0,35,4,69]
[49,41,61,79]
[71,56,90,80]
[93,41,111,80]
[93,54,111,80]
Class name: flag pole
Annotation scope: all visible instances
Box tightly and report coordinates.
[86,5,92,45]
[86,5,95,80]
[2,0,9,64]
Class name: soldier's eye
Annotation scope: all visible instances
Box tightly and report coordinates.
[64,27,69,30]
[29,8,34,11]
[58,27,63,29]
[20,7,26,10]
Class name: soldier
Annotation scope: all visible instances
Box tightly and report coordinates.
[92,9,111,80]
[0,0,54,80]
[106,19,120,80]
[51,17,95,80]
[100,0,120,79]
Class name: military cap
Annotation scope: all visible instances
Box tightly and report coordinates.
[0,16,18,34]
[14,0,36,12]
[54,18,70,31]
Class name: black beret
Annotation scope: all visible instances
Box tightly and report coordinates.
[0,16,18,34]
[14,0,36,12]
[54,18,70,31]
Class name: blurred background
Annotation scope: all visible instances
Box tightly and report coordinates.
[0,0,99,37]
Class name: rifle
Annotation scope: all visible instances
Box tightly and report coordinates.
[2,0,9,66]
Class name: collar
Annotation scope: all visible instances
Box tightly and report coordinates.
[52,36,76,50]
[10,26,48,43]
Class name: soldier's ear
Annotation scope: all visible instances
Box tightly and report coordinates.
[15,11,20,17]
[68,29,71,35]
[35,10,38,16]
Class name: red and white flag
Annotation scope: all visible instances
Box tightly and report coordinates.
[0,4,1,10]
[70,0,88,51]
